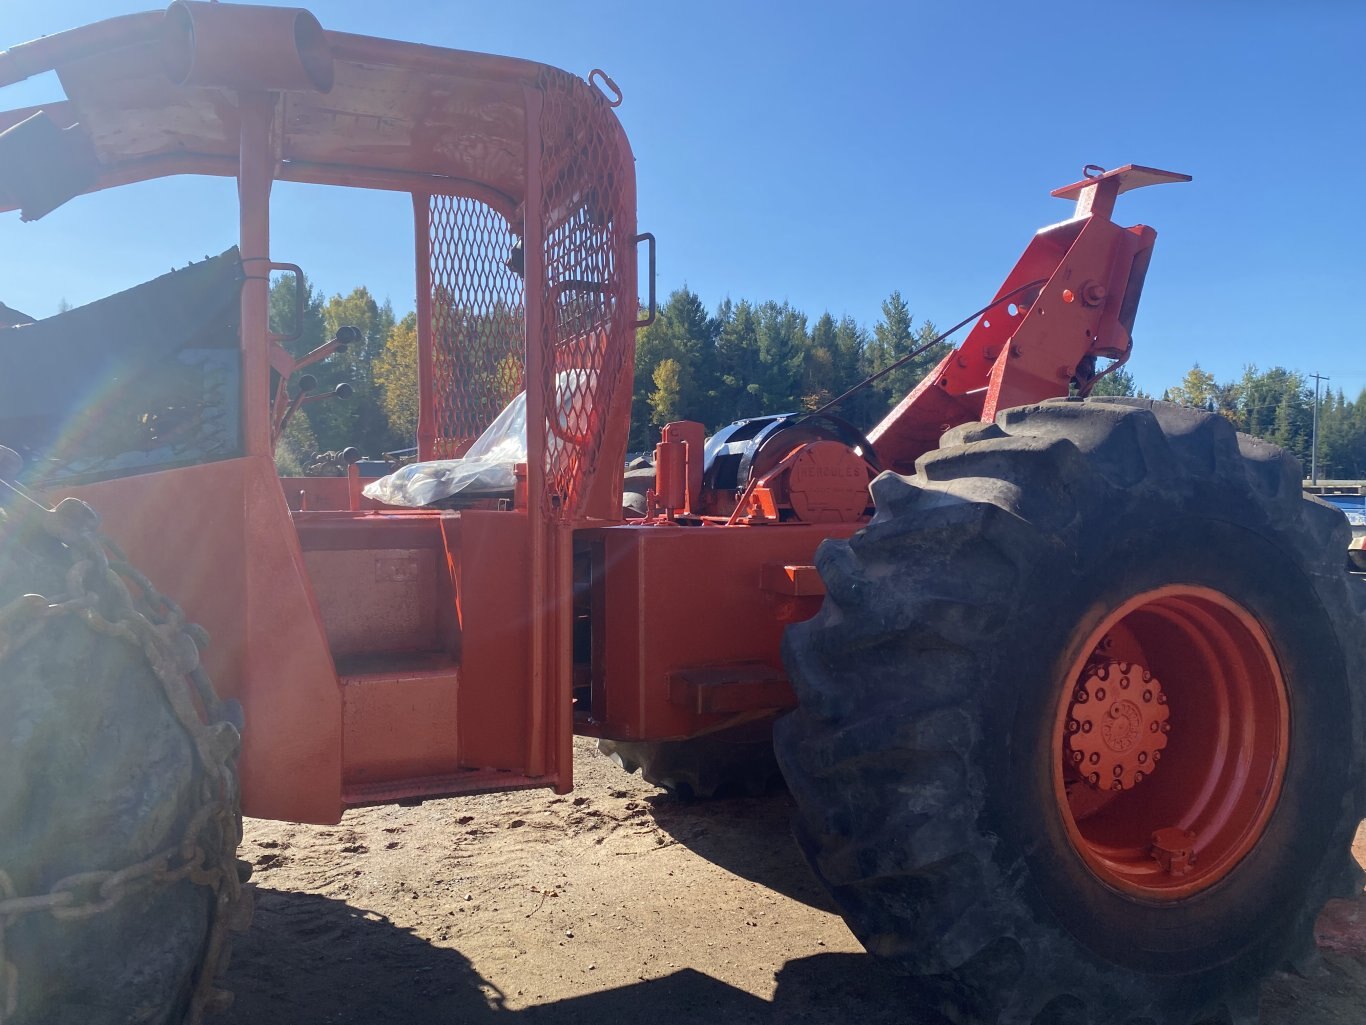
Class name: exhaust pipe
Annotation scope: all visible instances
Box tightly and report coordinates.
[161,1,334,93]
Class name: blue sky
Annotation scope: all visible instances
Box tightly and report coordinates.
[2,1,1363,400]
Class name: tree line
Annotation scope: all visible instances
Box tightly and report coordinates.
[628,288,951,450]
[272,279,957,469]
[273,276,1361,481]
[1161,364,1366,479]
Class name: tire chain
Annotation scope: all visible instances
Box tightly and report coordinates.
[0,467,249,1025]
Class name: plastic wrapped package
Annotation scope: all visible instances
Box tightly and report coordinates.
[363,391,527,507]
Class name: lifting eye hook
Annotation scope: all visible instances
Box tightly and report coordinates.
[588,69,623,108]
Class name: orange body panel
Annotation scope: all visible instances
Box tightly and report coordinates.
[64,456,345,823]
[341,665,460,787]
[449,511,541,775]
[60,461,576,822]
[581,522,859,742]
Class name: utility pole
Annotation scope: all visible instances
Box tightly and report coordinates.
[1310,372,1330,485]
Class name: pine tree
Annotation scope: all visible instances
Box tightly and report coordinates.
[630,288,716,448]
[804,312,839,411]
[754,301,807,413]
[827,316,870,421]
[714,299,764,425]
[862,291,948,428]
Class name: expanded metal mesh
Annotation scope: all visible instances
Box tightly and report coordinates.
[421,74,633,517]
[427,195,526,458]
[536,69,634,519]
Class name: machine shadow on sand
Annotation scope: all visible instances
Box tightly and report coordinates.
[635,782,836,913]
[221,888,946,1025]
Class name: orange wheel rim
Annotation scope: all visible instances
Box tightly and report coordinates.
[1052,585,1289,901]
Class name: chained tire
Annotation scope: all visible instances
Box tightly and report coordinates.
[599,720,783,799]
[777,398,1366,1025]
[0,458,247,1025]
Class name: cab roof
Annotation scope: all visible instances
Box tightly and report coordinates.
[0,6,600,220]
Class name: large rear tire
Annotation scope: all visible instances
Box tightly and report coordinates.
[0,467,246,1025]
[777,399,1366,1024]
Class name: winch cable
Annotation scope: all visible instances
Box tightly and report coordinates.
[805,277,1049,422]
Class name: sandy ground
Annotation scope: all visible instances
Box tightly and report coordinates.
[220,738,1366,1025]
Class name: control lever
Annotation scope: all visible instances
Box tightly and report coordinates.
[292,325,361,375]
[276,373,316,436]
[278,378,354,438]
[301,381,354,407]
[271,325,362,445]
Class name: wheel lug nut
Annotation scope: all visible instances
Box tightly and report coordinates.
[1138,752,1148,763]
[1081,721,1092,733]
[1120,676,1130,690]
[1142,669,1152,682]
[1089,752,1100,765]
[1152,751,1162,761]
[1157,694,1167,705]
[1112,765,1123,778]
[1134,771,1144,783]
[1067,719,1080,733]
[1071,750,1084,763]
[1095,688,1106,701]
[1143,690,1153,703]
[1161,722,1171,733]
[1149,721,1160,733]
[1089,772,1100,785]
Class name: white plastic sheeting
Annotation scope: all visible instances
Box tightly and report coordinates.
[363,391,527,507]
